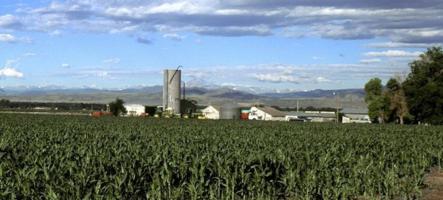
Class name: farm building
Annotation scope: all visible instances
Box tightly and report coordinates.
[201,105,221,119]
[341,108,371,123]
[285,111,337,122]
[249,106,286,121]
[201,104,241,120]
[240,108,250,120]
[124,104,145,116]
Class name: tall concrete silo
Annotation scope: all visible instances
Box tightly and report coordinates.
[220,104,241,119]
[163,69,181,115]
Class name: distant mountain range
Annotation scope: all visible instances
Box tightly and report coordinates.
[261,89,365,99]
[0,85,366,109]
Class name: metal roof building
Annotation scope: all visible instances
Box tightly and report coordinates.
[341,108,371,123]
[285,111,337,122]
[249,106,286,121]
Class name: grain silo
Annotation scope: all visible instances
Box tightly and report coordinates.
[220,104,241,119]
[163,68,181,115]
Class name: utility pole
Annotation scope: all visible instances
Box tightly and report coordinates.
[334,92,339,123]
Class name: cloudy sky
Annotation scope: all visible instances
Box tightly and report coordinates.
[0,0,442,91]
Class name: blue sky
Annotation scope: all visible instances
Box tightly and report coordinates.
[0,0,442,92]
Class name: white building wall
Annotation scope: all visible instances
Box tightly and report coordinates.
[342,114,371,123]
[272,117,286,121]
[124,104,145,116]
[248,107,284,121]
[285,115,299,121]
[202,106,220,119]
[342,116,351,123]
[249,107,266,120]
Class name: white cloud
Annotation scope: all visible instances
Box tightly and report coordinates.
[367,42,441,48]
[0,0,441,45]
[0,0,441,59]
[0,67,24,78]
[61,63,71,68]
[214,9,251,15]
[49,30,62,36]
[0,33,32,43]
[103,58,121,64]
[23,52,37,57]
[254,73,300,84]
[163,33,184,41]
[0,14,21,28]
[145,1,213,15]
[54,67,161,80]
[360,58,382,64]
[364,50,422,57]
[5,59,19,68]
[195,25,272,36]
[0,33,17,43]
[97,71,109,78]
[315,76,331,83]
[137,36,153,45]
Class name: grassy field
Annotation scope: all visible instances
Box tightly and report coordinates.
[0,114,442,199]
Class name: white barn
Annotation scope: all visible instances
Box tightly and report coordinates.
[201,105,220,119]
[249,106,286,121]
[124,104,145,116]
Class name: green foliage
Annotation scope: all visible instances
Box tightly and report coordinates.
[0,99,10,106]
[180,99,198,115]
[0,101,107,111]
[144,106,157,117]
[365,78,390,123]
[367,95,390,123]
[109,98,127,116]
[386,78,401,92]
[1,113,442,199]
[364,78,383,103]
[403,47,443,124]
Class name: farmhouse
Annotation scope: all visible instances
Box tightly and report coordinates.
[124,104,145,116]
[249,106,286,121]
[341,108,371,123]
[201,105,221,119]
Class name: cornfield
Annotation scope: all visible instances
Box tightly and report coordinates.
[0,113,442,199]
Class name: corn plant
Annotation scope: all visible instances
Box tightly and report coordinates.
[0,113,442,199]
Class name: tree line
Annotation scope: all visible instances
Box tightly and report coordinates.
[365,47,443,125]
[0,100,107,111]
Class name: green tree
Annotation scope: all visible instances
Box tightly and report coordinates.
[386,78,401,92]
[145,106,158,117]
[180,99,198,115]
[365,78,389,123]
[0,99,10,108]
[109,98,127,116]
[364,78,383,102]
[403,47,443,124]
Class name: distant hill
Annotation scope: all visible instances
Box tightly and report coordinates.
[185,87,210,95]
[0,86,366,109]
